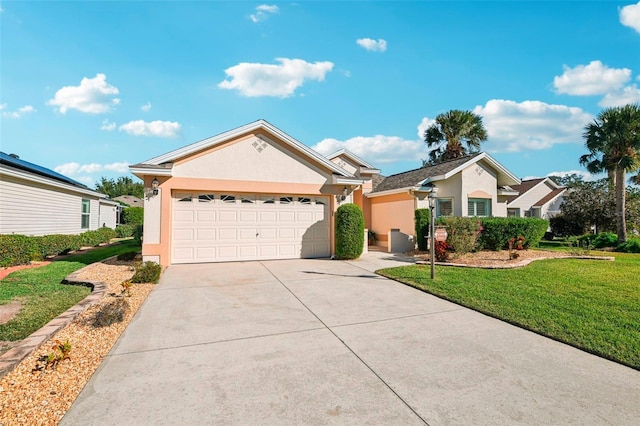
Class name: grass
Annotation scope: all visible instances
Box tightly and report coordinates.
[0,240,141,343]
[378,251,640,370]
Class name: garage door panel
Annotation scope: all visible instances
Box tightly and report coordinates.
[219,211,238,222]
[196,229,215,241]
[172,193,330,263]
[196,210,216,222]
[174,210,195,223]
[278,211,295,222]
[174,229,194,241]
[219,228,238,240]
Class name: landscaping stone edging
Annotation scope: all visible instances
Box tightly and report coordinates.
[0,261,111,379]
[416,254,615,269]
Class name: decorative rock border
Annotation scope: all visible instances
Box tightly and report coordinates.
[416,254,615,269]
[0,262,110,379]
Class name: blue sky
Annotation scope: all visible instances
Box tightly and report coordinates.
[1,1,639,187]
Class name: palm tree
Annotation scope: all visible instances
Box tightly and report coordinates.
[579,104,640,243]
[423,110,488,164]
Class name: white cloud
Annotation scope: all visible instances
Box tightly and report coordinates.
[553,61,631,96]
[47,73,120,114]
[545,170,596,182]
[119,120,181,138]
[313,135,426,165]
[598,84,640,107]
[356,38,387,52]
[416,117,436,139]
[620,1,640,33]
[249,4,278,22]
[471,99,593,152]
[100,119,116,131]
[218,58,334,98]
[1,104,36,119]
[54,161,130,180]
[141,101,152,112]
[103,162,130,173]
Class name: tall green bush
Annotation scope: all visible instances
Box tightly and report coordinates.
[123,207,144,225]
[335,203,365,259]
[115,224,135,238]
[478,217,548,250]
[414,208,430,251]
[435,217,482,255]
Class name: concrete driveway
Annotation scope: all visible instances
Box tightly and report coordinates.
[62,254,640,425]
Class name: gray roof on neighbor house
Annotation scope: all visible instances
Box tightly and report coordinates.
[0,151,89,189]
[372,153,483,193]
[114,195,144,207]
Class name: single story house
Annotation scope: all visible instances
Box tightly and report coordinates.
[130,120,523,265]
[365,152,521,251]
[114,195,144,207]
[506,177,565,220]
[0,152,118,235]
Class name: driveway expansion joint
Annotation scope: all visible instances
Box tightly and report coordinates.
[329,307,465,329]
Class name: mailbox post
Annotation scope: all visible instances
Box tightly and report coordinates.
[427,186,438,279]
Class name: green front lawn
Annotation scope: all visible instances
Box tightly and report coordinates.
[378,251,640,370]
[0,240,141,343]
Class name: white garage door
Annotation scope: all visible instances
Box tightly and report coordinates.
[171,192,330,263]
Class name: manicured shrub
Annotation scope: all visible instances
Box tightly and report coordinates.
[131,261,162,283]
[122,207,144,225]
[133,225,143,245]
[0,234,38,267]
[414,209,430,251]
[591,232,618,249]
[96,226,117,241]
[434,241,450,262]
[93,298,129,327]
[477,217,548,251]
[80,230,103,247]
[616,238,640,253]
[115,224,135,238]
[335,203,365,260]
[435,217,482,255]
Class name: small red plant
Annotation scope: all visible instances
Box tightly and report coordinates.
[434,240,450,262]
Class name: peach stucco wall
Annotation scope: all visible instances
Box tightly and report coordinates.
[370,192,416,244]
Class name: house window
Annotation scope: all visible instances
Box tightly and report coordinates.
[198,194,214,202]
[298,197,311,205]
[507,208,520,217]
[81,199,90,229]
[468,198,491,217]
[436,199,453,217]
[220,195,236,203]
[279,197,293,204]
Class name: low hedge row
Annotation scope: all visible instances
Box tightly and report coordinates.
[432,216,549,252]
[0,227,118,267]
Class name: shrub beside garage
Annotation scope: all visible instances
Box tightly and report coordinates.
[335,203,365,260]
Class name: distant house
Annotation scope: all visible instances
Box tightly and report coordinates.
[114,195,143,207]
[363,152,521,251]
[0,152,118,235]
[506,177,565,220]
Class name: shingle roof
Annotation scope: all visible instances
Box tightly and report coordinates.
[533,188,565,208]
[0,151,89,189]
[371,173,386,191]
[372,153,483,193]
[504,178,545,203]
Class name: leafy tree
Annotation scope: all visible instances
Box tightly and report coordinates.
[548,173,585,188]
[95,176,144,199]
[558,179,615,234]
[580,104,640,243]
[423,109,488,164]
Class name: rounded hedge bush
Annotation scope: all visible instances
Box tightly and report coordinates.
[335,203,365,260]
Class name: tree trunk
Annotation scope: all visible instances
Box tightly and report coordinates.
[615,166,627,243]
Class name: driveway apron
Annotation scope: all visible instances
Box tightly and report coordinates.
[61,257,640,425]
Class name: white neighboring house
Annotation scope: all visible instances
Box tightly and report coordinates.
[0,152,119,235]
[506,177,566,220]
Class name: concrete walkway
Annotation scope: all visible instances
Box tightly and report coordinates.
[62,253,640,425]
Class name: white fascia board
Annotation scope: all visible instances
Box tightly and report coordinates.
[365,187,412,198]
[139,119,354,178]
[1,165,107,199]
[499,189,520,196]
[359,167,381,175]
[332,176,366,186]
[129,166,173,177]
